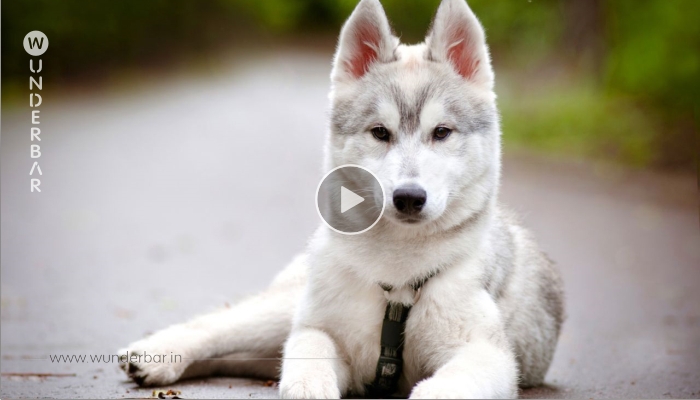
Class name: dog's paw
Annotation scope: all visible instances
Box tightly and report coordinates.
[409,377,470,399]
[279,372,340,399]
[118,329,195,386]
[409,376,517,399]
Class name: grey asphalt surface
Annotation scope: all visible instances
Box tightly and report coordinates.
[2,49,699,399]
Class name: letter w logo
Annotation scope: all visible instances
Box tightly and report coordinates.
[27,36,44,49]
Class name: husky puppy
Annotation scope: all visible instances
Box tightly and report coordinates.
[119,0,564,397]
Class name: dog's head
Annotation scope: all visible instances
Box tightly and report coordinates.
[328,0,501,232]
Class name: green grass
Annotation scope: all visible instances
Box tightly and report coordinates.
[499,74,657,168]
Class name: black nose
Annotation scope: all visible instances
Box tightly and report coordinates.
[393,185,427,215]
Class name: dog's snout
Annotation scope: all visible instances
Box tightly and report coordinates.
[393,185,427,215]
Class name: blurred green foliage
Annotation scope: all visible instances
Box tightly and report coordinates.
[2,0,698,170]
[499,76,658,167]
[605,0,700,107]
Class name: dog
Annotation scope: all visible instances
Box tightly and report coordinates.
[119,0,564,397]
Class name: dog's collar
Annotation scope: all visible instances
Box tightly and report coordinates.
[368,270,438,397]
[378,270,435,293]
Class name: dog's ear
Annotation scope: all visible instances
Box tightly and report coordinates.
[331,0,396,83]
[426,0,494,89]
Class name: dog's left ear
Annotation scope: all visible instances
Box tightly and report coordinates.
[426,0,494,89]
[332,0,397,83]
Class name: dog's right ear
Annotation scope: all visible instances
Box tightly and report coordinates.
[331,0,396,83]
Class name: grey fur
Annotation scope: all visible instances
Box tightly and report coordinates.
[331,65,497,139]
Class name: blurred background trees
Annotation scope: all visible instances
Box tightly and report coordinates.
[3,0,698,170]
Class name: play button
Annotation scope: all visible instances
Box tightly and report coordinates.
[341,186,364,213]
[316,165,386,235]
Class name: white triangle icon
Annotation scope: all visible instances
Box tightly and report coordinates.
[340,186,365,213]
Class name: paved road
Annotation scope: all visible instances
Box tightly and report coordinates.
[2,50,699,399]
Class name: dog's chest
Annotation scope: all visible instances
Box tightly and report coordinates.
[320,284,436,393]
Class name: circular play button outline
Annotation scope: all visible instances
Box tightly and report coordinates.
[315,164,386,235]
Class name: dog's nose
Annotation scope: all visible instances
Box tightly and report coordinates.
[393,185,427,215]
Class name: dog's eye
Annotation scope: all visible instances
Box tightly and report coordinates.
[433,126,452,141]
[371,126,390,142]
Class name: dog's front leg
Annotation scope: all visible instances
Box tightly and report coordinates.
[118,288,297,386]
[279,327,349,399]
[408,287,519,399]
[118,255,308,386]
[409,338,518,399]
